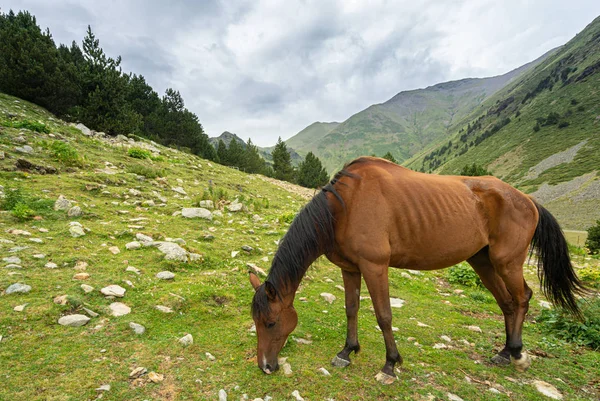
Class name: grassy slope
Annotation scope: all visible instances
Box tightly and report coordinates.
[405,17,600,229]
[0,93,599,400]
[285,122,340,152]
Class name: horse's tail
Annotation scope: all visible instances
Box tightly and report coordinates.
[530,201,588,317]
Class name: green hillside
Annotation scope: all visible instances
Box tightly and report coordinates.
[288,53,550,173]
[285,121,340,150]
[406,16,600,230]
[2,93,599,400]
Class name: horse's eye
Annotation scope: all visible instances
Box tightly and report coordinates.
[266,321,276,328]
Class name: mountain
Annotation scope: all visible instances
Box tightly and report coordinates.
[405,15,600,230]
[208,131,247,149]
[287,52,553,173]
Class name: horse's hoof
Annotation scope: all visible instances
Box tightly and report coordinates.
[331,355,351,368]
[512,351,531,372]
[490,353,511,366]
[375,371,396,385]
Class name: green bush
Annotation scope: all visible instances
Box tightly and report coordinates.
[1,187,26,210]
[558,121,570,129]
[12,202,35,220]
[3,119,50,133]
[50,141,80,165]
[459,163,491,176]
[446,263,483,288]
[128,147,151,159]
[126,164,165,179]
[586,220,600,254]
[578,267,600,288]
[280,212,296,224]
[537,298,600,349]
[533,123,541,132]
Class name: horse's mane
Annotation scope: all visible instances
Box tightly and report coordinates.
[252,161,362,319]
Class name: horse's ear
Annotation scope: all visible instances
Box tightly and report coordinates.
[249,272,261,291]
[264,281,277,302]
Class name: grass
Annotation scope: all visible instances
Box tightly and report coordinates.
[1,91,600,400]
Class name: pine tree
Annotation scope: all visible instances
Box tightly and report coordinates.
[382,152,397,163]
[227,139,245,168]
[272,137,294,181]
[297,152,329,188]
[243,139,266,173]
[217,140,229,165]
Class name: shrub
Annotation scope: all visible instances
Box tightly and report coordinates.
[558,121,570,129]
[460,163,491,176]
[586,220,600,255]
[533,123,541,132]
[12,202,35,220]
[578,267,600,288]
[280,212,296,224]
[446,263,483,288]
[537,298,600,349]
[577,105,585,112]
[128,147,151,159]
[126,164,165,179]
[1,187,26,210]
[3,119,50,133]
[571,98,579,105]
[50,141,80,165]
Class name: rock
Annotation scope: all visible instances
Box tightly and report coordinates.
[294,338,312,345]
[182,207,213,220]
[318,367,330,376]
[401,272,412,279]
[453,289,464,295]
[129,367,147,379]
[417,322,430,327]
[4,256,22,264]
[155,305,173,313]
[5,283,31,294]
[9,229,31,236]
[83,307,99,317]
[467,325,483,333]
[4,264,22,269]
[15,145,34,154]
[533,380,563,400]
[45,262,58,269]
[241,245,253,252]
[231,251,239,258]
[74,261,88,270]
[108,246,120,255]
[433,343,448,349]
[143,199,155,207]
[126,266,141,274]
[69,225,85,237]
[126,241,141,250]
[14,303,28,312]
[73,273,90,280]
[128,188,141,196]
[198,200,214,209]
[539,300,552,309]
[148,372,164,383]
[67,206,82,217]
[218,389,227,401]
[213,210,223,217]
[81,284,94,293]
[390,298,405,308]
[29,238,43,244]
[136,233,154,245]
[440,335,452,342]
[54,195,72,211]
[58,314,90,327]
[171,186,187,195]
[156,271,175,280]
[96,384,111,392]
[53,295,68,305]
[74,123,92,136]
[179,334,193,347]
[109,302,131,316]
[33,254,45,259]
[154,241,188,262]
[101,285,126,298]
[206,352,216,361]
[129,322,146,334]
[291,390,304,401]
[282,362,293,376]
[447,393,465,401]
[0,151,4,159]
[320,293,336,304]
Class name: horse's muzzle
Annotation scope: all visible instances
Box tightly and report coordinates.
[261,362,279,375]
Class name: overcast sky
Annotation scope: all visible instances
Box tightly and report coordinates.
[3,1,600,146]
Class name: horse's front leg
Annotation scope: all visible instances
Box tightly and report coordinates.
[332,269,362,367]
[362,263,402,384]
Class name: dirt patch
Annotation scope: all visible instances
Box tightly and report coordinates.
[256,175,317,200]
[489,144,524,179]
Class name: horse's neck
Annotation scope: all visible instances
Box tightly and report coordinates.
[269,251,321,300]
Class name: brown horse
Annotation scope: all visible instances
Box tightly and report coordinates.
[249,157,585,384]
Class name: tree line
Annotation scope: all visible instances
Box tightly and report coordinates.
[0,10,216,160]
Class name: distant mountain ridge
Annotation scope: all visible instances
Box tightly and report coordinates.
[209,131,303,166]
[285,50,554,173]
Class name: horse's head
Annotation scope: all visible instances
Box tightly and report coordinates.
[249,273,298,374]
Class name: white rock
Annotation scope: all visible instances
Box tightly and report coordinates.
[45,262,58,269]
[126,266,141,274]
[129,322,146,334]
[320,293,336,304]
[67,206,82,217]
[171,186,187,195]
[182,207,213,220]
[101,285,126,298]
[154,241,188,262]
[155,305,173,313]
[199,200,214,209]
[58,314,90,327]
[74,123,92,136]
[417,321,430,327]
[136,233,154,245]
[129,367,147,379]
[433,343,448,349]
[128,188,142,196]
[231,251,239,258]
[126,241,141,250]
[54,195,72,211]
[96,384,111,392]
[390,298,405,308]
[206,352,216,361]
[467,325,482,333]
[5,283,31,294]
[108,246,120,255]
[179,334,193,347]
[29,238,43,244]
[4,264,22,269]
[109,302,131,316]
[69,225,85,237]
[157,271,175,280]
[33,254,45,259]
[441,335,452,342]
[539,300,552,309]
[81,284,94,293]
[218,389,227,401]
[14,303,28,312]
[318,367,331,376]
[3,256,21,264]
[294,338,312,345]
[227,202,243,212]
[282,363,293,376]
[533,380,563,400]
[447,393,464,401]
[291,390,304,401]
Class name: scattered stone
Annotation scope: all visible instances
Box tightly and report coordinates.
[179,334,193,347]
[3,256,21,265]
[218,389,227,401]
[199,200,214,209]
[291,390,304,401]
[108,246,120,255]
[129,367,147,379]
[447,393,465,401]
[101,285,126,298]
[533,380,563,400]
[128,188,142,197]
[126,266,141,274]
[294,338,312,345]
[335,285,345,292]
[9,229,31,236]
[155,305,173,313]
[390,298,405,308]
[206,352,216,361]
[318,367,331,376]
[73,272,90,280]
[58,314,90,327]
[14,303,28,312]
[96,384,111,392]
[129,322,146,335]
[241,245,253,252]
[231,251,239,258]
[433,343,448,349]
[54,195,72,211]
[83,307,99,318]
[182,207,213,220]
[417,322,430,327]
[74,123,92,136]
[125,241,141,250]
[136,233,154,245]
[148,372,164,383]
[467,325,483,333]
[81,284,94,293]
[282,362,293,376]
[4,264,22,269]
[171,186,187,195]
[53,295,68,305]
[453,289,464,295]
[227,202,243,212]
[15,145,34,154]
[539,301,552,309]
[67,206,82,217]
[74,261,88,270]
[156,271,175,280]
[5,283,31,294]
[154,241,188,262]
[320,293,336,304]
[29,238,43,243]
[69,225,85,237]
[33,254,46,259]
[109,302,131,316]
[45,262,58,269]
[401,272,412,279]
[441,335,452,342]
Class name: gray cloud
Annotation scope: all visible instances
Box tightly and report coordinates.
[3,0,600,146]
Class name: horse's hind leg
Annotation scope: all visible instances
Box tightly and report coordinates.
[332,269,362,367]
[467,248,515,365]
